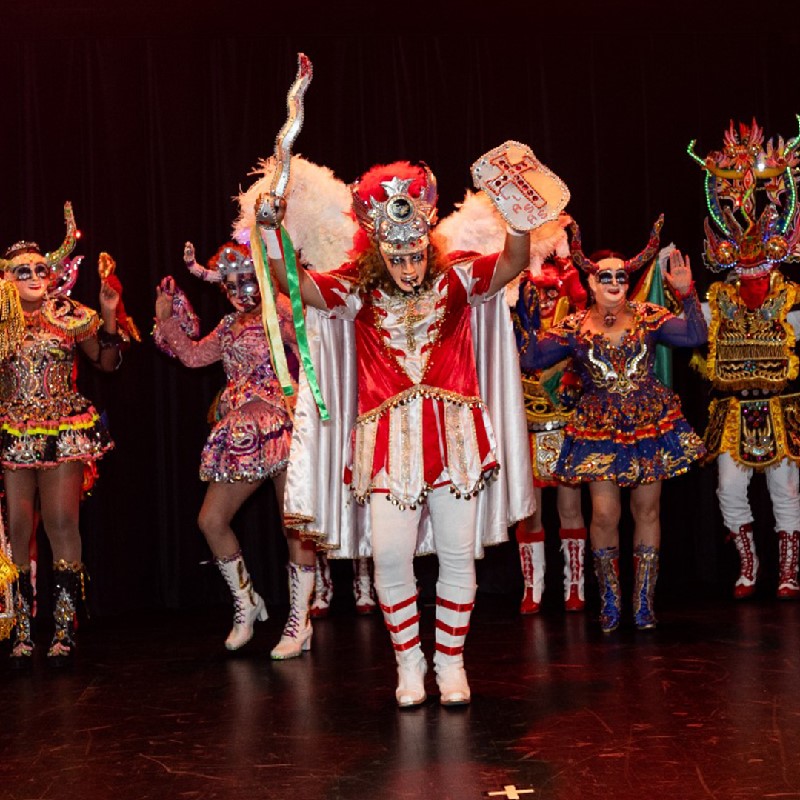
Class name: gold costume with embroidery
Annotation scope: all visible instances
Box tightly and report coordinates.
[702,273,800,468]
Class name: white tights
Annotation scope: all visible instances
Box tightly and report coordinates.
[717,453,800,532]
[370,487,478,593]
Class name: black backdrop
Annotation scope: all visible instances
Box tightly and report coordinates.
[3,1,796,615]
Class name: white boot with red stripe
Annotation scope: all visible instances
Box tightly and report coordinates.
[353,557,377,614]
[560,528,586,612]
[377,584,427,708]
[728,523,759,599]
[433,582,475,706]
[517,524,545,614]
[310,552,333,619]
[777,530,800,599]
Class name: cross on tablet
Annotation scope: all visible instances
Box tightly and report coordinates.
[483,153,545,208]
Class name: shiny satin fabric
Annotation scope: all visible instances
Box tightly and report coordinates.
[284,290,534,559]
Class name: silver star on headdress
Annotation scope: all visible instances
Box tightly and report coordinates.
[352,168,438,255]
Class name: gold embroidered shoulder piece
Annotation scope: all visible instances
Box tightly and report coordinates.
[39,297,101,343]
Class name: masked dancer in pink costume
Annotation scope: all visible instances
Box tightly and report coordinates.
[520,217,707,632]
[256,145,560,707]
[0,203,124,667]
[154,240,315,659]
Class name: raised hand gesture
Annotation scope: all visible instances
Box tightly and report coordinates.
[664,249,693,297]
[155,276,176,321]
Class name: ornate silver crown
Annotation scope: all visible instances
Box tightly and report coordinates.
[352,171,438,255]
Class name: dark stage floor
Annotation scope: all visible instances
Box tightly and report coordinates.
[2,595,800,800]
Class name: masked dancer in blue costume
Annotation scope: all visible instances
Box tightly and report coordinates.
[519,216,707,631]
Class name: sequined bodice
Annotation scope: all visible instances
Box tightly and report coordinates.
[579,328,652,396]
[0,326,78,411]
[217,315,281,413]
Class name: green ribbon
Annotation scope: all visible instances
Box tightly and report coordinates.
[250,225,329,420]
[280,225,330,421]
[281,225,330,422]
[250,226,294,398]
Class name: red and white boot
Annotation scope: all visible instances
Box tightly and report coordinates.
[728,523,759,599]
[434,582,475,706]
[377,584,427,708]
[353,557,377,615]
[560,528,586,612]
[777,530,800,599]
[518,525,545,614]
[310,552,333,619]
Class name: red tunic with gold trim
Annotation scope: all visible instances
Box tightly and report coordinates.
[0,297,113,469]
[309,253,500,507]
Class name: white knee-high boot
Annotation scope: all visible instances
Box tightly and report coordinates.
[215,551,268,651]
[270,562,314,660]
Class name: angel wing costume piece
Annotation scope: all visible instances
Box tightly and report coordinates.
[236,156,534,559]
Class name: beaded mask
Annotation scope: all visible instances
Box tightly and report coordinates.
[186,242,257,283]
[688,118,800,276]
[1,202,80,293]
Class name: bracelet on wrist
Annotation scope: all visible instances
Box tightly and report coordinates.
[98,329,122,349]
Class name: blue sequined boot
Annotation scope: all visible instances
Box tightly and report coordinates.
[632,544,659,630]
[593,547,621,633]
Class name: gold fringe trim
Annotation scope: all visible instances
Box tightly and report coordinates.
[0,615,15,642]
[0,280,25,361]
[356,385,485,426]
[0,550,18,592]
[37,299,101,343]
[706,275,799,391]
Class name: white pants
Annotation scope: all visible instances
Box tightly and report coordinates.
[716,452,800,532]
[370,487,478,592]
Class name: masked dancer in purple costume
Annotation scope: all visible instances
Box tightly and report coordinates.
[154,240,315,659]
[519,216,707,631]
[0,203,124,667]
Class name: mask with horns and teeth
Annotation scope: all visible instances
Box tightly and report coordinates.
[688,116,800,276]
[569,214,665,276]
[1,202,81,292]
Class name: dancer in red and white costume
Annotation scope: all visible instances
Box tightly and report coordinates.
[255,147,557,706]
